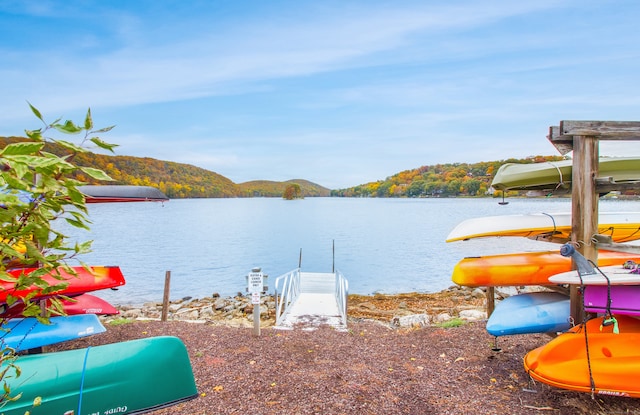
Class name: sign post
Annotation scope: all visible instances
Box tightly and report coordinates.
[247,268,265,336]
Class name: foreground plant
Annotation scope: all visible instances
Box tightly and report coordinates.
[0,103,116,406]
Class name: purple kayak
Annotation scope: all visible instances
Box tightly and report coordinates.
[584,285,640,316]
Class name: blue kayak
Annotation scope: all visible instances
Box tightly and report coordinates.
[486,292,571,337]
[0,314,105,352]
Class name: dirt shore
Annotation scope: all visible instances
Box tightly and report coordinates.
[50,291,640,415]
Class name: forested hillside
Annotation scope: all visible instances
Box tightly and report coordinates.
[1,136,588,199]
[331,155,567,197]
[0,137,330,198]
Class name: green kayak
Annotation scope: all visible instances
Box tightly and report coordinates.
[491,157,640,191]
[1,336,198,415]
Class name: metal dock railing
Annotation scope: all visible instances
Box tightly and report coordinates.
[274,269,348,331]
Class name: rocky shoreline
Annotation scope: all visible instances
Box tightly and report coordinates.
[104,285,489,329]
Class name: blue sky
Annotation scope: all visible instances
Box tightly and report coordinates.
[1,1,639,189]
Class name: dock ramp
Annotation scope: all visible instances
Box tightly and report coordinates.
[274,270,348,331]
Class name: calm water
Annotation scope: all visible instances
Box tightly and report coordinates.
[58,197,640,305]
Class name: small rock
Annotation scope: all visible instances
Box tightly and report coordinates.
[391,313,430,328]
[434,313,452,323]
[459,309,486,321]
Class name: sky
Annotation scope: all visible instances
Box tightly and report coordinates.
[1,1,640,189]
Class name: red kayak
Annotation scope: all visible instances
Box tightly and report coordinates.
[0,293,119,318]
[1,266,125,304]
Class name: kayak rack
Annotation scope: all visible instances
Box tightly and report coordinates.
[274,269,348,331]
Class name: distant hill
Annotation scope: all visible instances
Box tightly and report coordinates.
[0,136,330,198]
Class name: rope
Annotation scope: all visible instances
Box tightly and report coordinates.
[577,270,597,399]
[77,346,92,414]
[547,162,566,191]
[541,212,558,235]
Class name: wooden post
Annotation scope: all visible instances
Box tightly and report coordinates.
[570,135,599,323]
[161,270,171,322]
[485,286,495,317]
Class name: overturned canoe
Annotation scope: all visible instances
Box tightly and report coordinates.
[524,315,640,398]
[491,157,640,192]
[1,336,198,414]
[79,185,169,203]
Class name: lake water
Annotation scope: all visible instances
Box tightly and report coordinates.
[58,197,640,305]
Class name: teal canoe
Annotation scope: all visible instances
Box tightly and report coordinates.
[491,157,640,192]
[1,336,198,414]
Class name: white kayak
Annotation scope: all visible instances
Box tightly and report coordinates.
[446,211,640,243]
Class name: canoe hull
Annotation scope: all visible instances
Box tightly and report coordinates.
[524,315,640,398]
[0,314,105,352]
[491,157,640,191]
[79,185,169,203]
[486,292,570,336]
[2,336,198,415]
[452,250,640,287]
[446,212,640,243]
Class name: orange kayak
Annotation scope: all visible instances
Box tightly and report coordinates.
[1,266,125,304]
[451,250,640,287]
[524,315,640,398]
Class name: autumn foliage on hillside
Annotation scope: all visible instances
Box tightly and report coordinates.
[0,136,572,199]
[331,156,566,198]
[0,137,329,198]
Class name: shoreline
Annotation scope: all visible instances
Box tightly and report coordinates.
[105,285,489,328]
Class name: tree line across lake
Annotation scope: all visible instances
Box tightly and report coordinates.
[0,136,577,199]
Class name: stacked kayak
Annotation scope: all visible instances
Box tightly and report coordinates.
[447,212,640,338]
[2,265,125,303]
[524,315,640,398]
[0,266,123,352]
[486,292,570,337]
[0,293,119,319]
[446,211,640,243]
[0,314,105,352]
[452,250,640,287]
[1,336,198,415]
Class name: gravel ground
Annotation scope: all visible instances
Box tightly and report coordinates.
[52,317,640,415]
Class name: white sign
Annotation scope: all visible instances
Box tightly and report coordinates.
[251,292,261,304]
[248,271,263,293]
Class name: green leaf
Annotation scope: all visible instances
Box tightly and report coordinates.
[53,120,82,134]
[24,129,43,141]
[91,125,115,134]
[89,137,119,153]
[84,108,93,130]
[28,102,44,122]
[79,166,113,181]
[53,140,86,153]
[0,142,44,156]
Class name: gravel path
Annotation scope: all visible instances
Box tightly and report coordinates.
[52,318,640,415]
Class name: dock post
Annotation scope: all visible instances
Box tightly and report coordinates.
[161,270,171,322]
